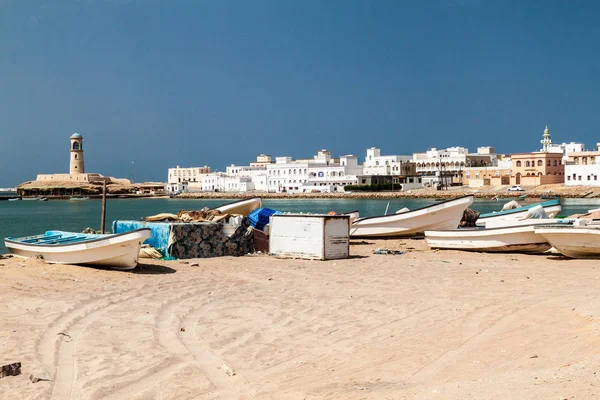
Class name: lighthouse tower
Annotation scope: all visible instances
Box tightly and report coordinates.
[70,133,85,174]
[540,126,552,153]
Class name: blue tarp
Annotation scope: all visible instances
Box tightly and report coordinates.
[112,220,172,256]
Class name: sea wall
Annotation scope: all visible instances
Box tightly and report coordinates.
[175,188,594,200]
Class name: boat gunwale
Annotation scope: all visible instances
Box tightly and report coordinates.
[210,197,262,211]
[477,199,561,219]
[5,228,151,248]
[352,195,474,224]
[534,226,600,233]
[425,221,575,234]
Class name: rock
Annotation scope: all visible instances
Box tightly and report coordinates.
[219,363,235,376]
[190,263,199,267]
[29,373,51,383]
[529,354,539,359]
[0,362,21,378]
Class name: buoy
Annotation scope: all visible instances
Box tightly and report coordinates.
[328,211,337,215]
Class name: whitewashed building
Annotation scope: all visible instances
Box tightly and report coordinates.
[363,147,412,175]
[266,150,362,193]
[413,146,497,187]
[225,164,268,192]
[565,144,600,186]
[167,165,211,193]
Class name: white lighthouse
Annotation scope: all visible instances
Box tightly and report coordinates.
[69,132,85,174]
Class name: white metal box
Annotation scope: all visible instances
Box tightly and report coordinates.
[269,214,350,260]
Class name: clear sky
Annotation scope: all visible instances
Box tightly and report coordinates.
[1,0,599,186]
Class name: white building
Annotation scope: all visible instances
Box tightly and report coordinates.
[413,146,497,187]
[363,147,412,175]
[266,150,362,193]
[540,126,585,160]
[167,165,211,193]
[565,144,600,186]
[225,164,268,192]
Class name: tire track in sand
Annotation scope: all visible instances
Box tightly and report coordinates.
[35,287,141,400]
[96,288,214,399]
[179,306,257,400]
[49,291,141,400]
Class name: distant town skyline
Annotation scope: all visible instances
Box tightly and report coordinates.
[1,1,599,186]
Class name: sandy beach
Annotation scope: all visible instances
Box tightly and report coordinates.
[1,240,599,399]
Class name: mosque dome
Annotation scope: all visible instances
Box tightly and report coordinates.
[70,132,82,139]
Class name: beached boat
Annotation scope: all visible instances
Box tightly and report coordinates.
[534,225,600,258]
[212,197,262,216]
[341,210,360,224]
[70,197,89,201]
[39,197,48,201]
[4,228,151,270]
[425,220,575,253]
[349,196,474,238]
[476,199,561,226]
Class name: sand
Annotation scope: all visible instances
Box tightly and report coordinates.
[0,240,599,399]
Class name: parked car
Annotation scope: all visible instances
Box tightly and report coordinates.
[507,185,524,192]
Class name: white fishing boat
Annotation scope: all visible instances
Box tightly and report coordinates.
[425,220,575,254]
[212,197,262,216]
[534,225,600,258]
[4,228,151,270]
[476,199,561,225]
[349,196,474,238]
[341,210,360,224]
[70,196,89,201]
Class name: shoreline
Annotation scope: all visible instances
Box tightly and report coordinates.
[175,187,598,200]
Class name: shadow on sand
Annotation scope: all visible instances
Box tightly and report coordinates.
[131,262,177,274]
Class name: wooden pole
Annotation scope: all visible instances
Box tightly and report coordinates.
[100,180,107,234]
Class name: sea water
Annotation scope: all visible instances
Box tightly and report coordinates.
[0,197,598,253]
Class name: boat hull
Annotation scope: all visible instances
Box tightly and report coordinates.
[4,229,151,270]
[534,227,600,258]
[213,198,262,216]
[476,200,561,225]
[425,225,552,254]
[350,196,473,238]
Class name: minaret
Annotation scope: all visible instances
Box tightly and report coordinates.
[540,126,552,152]
[70,133,85,174]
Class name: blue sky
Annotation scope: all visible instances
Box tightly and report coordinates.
[1,0,599,186]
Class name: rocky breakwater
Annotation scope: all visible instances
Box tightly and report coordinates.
[176,190,531,200]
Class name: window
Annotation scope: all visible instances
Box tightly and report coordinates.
[72,142,80,150]
[553,160,558,166]
[516,161,522,167]
[526,161,530,167]
[375,161,379,166]
[568,176,571,180]
[588,176,591,181]
[537,160,543,166]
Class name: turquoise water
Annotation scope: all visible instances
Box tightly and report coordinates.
[1,197,598,253]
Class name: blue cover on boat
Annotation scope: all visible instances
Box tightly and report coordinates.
[112,220,172,256]
[248,208,283,230]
